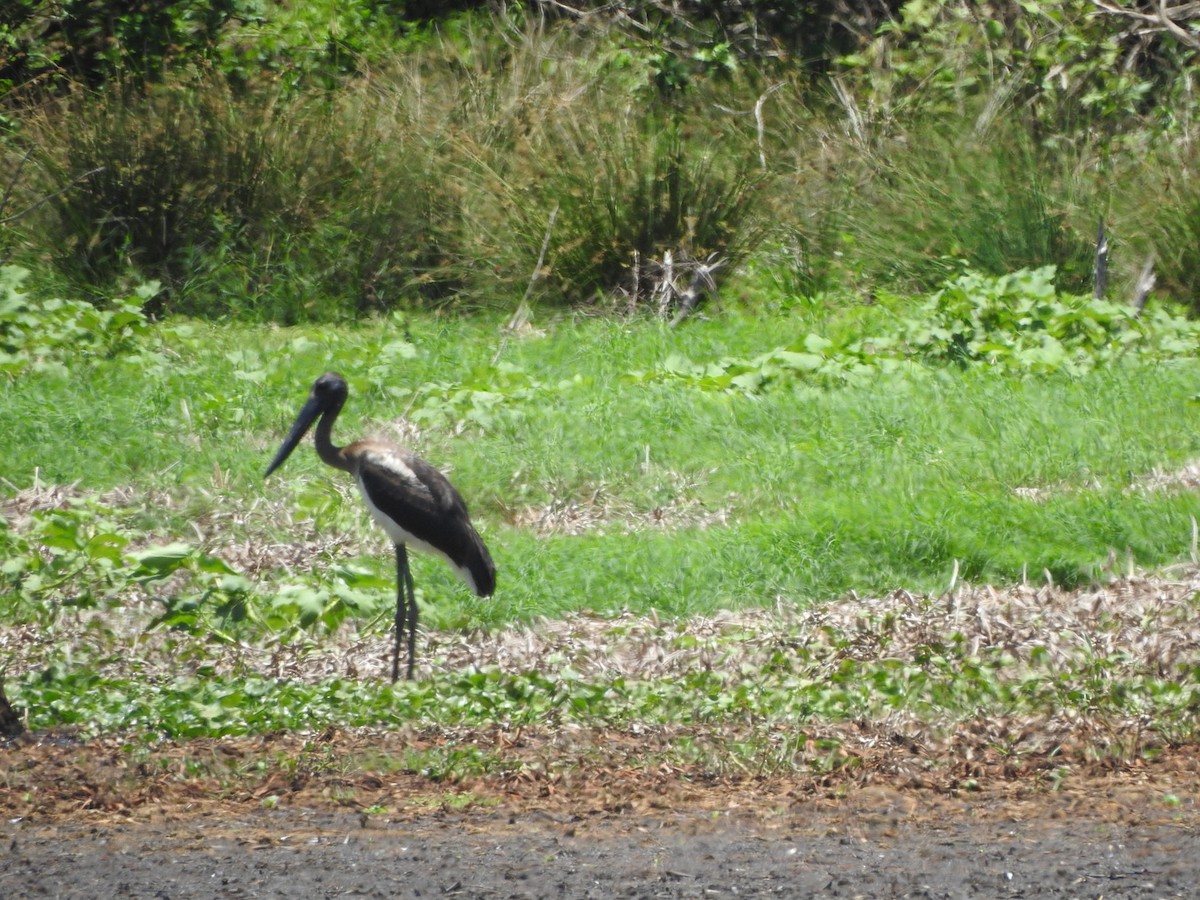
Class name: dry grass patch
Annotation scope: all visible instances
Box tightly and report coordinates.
[1134,458,1200,493]
[508,491,731,535]
[1,480,363,575]
[507,470,733,536]
[1,481,96,528]
[5,561,1200,687]
[1014,457,1200,502]
[436,566,1200,679]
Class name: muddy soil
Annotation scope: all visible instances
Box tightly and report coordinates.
[4,794,1198,899]
[4,734,1200,899]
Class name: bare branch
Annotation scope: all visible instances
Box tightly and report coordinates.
[0,166,106,226]
[493,204,559,363]
[754,83,784,170]
[1088,0,1200,49]
[669,254,724,327]
[830,76,867,146]
[1093,218,1109,300]
[1131,252,1156,315]
[0,146,36,223]
[654,249,674,320]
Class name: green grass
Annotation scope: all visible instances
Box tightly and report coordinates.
[4,311,1199,620]
[3,297,1200,751]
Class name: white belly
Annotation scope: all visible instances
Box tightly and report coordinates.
[356,476,478,591]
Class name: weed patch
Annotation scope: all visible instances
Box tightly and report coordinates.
[635,268,1200,393]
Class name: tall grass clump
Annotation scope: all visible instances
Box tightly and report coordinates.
[405,18,777,311]
[21,79,287,303]
[778,0,1178,300]
[830,111,1100,294]
[16,74,462,320]
[1117,129,1200,314]
[476,102,771,307]
[15,17,777,319]
[8,3,1200,318]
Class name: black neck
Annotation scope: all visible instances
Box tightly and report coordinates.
[314,406,351,472]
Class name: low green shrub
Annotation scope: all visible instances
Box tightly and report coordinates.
[636,267,1200,393]
[0,265,160,376]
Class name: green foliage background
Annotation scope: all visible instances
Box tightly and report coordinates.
[2,1,1199,318]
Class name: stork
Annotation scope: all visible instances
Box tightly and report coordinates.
[264,372,495,681]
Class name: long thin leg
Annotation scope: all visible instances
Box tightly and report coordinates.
[391,544,419,682]
[404,557,418,681]
[392,544,410,683]
[403,547,417,681]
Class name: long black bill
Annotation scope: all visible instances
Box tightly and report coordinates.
[264,395,322,477]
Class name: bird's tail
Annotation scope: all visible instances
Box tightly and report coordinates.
[460,528,496,597]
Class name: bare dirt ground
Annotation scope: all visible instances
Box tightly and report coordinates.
[4,728,1200,898]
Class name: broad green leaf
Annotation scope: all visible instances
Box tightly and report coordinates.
[130,543,195,579]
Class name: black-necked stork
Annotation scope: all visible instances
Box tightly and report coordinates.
[264,372,496,681]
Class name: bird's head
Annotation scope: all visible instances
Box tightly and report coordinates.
[264,372,349,477]
[310,371,348,407]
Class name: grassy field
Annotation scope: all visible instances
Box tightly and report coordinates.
[7,305,1199,612]
[3,273,1200,769]
[2,282,1200,739]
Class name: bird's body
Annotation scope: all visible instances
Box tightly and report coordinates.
[348,440,495,595]
[264,373,495,680]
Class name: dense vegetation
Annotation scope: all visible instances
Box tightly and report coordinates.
[3,1,1200,318]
